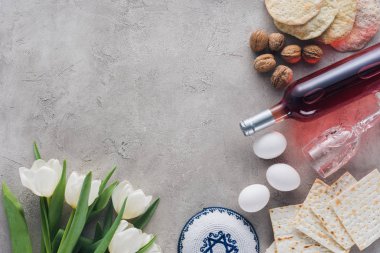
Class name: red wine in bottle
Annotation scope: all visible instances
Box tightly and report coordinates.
[240,43,380,136]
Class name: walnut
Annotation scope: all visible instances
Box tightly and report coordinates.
[254,54,276,73]
[250,29,269,52]
[281,45,302,64]
[271,65,293,89]
[302,45,323,64]
[268,33,285,51]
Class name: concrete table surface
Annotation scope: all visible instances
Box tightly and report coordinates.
[1,0,380,252]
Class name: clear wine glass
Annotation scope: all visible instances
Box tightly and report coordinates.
[303,93,380,178]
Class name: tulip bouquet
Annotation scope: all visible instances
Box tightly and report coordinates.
[2,143,161,253]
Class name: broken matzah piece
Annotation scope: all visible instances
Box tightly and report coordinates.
[265,242,277,253]
[296,179,347,253]
[331,169,380,250]
[269,204,329,252]
[312,172,356,250]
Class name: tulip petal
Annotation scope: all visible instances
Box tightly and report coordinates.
[88,180,101,206]
[108,221,161,253]
[111,182,124,213]
[111,228,143,253]
[65,172,101,208]
[19,167,42,196]
[33,166,59,197]
[47,159,63,176]
[19,159,63,197]
[141,233,154,245]
[145,244,162,253]
[31,159,47,171]
[123,190,152,219]
[116,220,130,233]
[112,180,133,213]
[65,172,84,208]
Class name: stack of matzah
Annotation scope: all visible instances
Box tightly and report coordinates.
[266,169,380,252]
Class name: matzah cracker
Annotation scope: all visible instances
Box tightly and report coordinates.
[271,205,302,238]
[331,169,380,250]
[319,0,357,44]
[265,242,277,253]
[296,179,347,253]
[265,0,322,25]
[274,0,338,40]
[312,172,356,250]
[269,205,329,252]
[331,0,380,51]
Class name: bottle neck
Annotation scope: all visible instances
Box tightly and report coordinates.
[270,102,290,122]
[240,103,289,136]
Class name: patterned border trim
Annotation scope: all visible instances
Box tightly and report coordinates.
[177,207,260,253]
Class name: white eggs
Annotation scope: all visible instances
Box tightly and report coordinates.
[238,184,270,212]
[253,131,287,159]
[266,163,300,191]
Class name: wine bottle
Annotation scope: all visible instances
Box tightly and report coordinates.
[240,42,380,136]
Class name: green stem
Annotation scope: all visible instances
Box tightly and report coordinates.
[40,198,52,253]
[40,238,47,253]
[61,210,75,243]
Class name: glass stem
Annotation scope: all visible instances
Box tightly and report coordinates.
[353,108,380,135]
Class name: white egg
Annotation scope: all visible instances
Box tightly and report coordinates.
[238,184,270,212]
[253,131,287,159]
[266,163,301,191]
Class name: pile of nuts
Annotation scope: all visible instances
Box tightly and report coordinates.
[250,29,323,89]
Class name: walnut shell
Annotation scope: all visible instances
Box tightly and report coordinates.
[281,45,301,64]
[268,33,285,51]
[302,45,323,64]
[250,29,269,52]
[254,54,276,73]
[271,65,293,89]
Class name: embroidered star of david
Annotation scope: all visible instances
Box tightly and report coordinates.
[202,233,238,253]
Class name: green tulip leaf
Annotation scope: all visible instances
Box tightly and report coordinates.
[48,160,67,237]
[87,167,117,222]
[52,230,64,253]
[2,183,33,253]
[40,198,52,253]
[53,229,93,253]
[93,199,127,253]
[94,222,104,241]
[131,198,160,230]
[41,239,47,253]
[89,181,118,220]
[79,241,100,253]
[102,201,115,234]
[99,166,117,193]
[96,182,118,211]
[60,210,74,244]
[137,236,156,253]
[33,142,41,160]
[57,172,92,253]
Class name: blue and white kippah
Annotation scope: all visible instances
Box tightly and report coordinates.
[178,207,259,253]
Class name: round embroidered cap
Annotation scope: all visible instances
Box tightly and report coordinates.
[178,207,259,253]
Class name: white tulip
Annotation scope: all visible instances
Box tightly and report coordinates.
[112,180,152,219]
[109,220,162,253]
[145,243,162,253]
[19,159,63,197]
[65,171,101,208]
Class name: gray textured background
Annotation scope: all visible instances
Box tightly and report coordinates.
[1,0,380,252]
